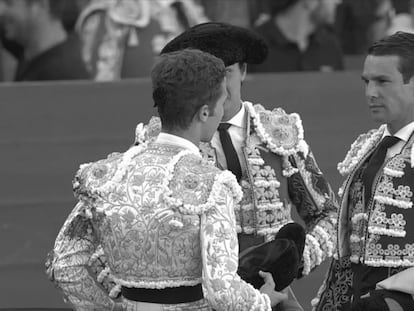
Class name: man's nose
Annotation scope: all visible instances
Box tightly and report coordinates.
[365,81,378,98]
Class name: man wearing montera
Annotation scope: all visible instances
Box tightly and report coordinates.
[130,22,339,309]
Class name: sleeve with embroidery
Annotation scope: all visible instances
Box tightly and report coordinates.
[45,201,115,310]
[200,179,271,311]
[287,145,338,275]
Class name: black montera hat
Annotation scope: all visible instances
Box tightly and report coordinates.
[161,22,268,66]
[238,223,306,291]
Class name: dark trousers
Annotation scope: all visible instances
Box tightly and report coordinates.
[350,263,390,304]
[351,263,414,310]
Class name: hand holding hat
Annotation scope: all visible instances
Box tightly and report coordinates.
[258,270,288,307]
[237,223,306,291]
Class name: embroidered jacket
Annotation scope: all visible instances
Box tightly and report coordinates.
[46,141,271,310]
[336,125,414,267]
[311,125,414,311]
[136,102,338,276]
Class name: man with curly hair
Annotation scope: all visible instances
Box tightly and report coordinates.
[128,22,339,310]
[46,48,287,310]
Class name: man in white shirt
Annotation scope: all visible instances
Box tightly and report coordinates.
[154,22,340,311]
[313,31,414,311]
[47,48,288,310]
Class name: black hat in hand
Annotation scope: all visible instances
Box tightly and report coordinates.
[237,223,306,291]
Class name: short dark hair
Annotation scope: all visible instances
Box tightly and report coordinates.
[151,49,226,131]
[368,31,414,83]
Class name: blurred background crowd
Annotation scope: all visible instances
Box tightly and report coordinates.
[0,0,412,82]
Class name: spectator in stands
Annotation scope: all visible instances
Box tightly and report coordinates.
[0,0,90,81]
[76,0,208,80]
[250,0,344,73]
[387,0,414,34]
[335,0,395,55]
[199,0,269,29]
[61,0,90,34]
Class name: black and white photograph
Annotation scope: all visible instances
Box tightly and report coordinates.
[1,0,414,310]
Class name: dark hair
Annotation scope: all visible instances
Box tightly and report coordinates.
[368,31,414,83]
[151,49,226,131]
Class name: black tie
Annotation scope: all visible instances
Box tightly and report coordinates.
[218,123,242,181]
[362,136,400,204]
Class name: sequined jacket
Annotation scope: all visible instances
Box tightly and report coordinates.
[46,142,271,310]
[336,125,414,268]
[137,102,338,276]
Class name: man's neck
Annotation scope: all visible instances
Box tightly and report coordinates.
[223,101,243,122]
[275,8,316,51]
[388,118,414,135]
[24,21,67,61]
[162,128,200,147]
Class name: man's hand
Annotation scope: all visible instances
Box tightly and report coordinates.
[259,270,288,307]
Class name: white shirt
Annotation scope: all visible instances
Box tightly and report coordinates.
[156,132,200,155]
[383,121,414,159]
[211,103,247,174]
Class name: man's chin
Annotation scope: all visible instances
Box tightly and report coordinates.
[370,113,386,124]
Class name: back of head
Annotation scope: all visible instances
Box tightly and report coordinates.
[368,31,414,83]
[151,49,225,131]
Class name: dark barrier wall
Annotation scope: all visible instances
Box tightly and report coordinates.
[0,72,376,309]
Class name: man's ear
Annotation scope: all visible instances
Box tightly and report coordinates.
[241,63,247,82]
[197,105,210,122]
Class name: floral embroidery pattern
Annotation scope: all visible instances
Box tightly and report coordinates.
[48,143,270,310]
[311,258,353,311]
[337,125,386,176]
[365,243,414,267]
[346,167,369,264]
[245,102,307,177]
[384,156,406,178]
[337,126,414,270]
[237,144,287,237]
[134,103,338,276]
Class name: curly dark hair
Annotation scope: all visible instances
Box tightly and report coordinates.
[368,31,414,83]
[151,48,226,131]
